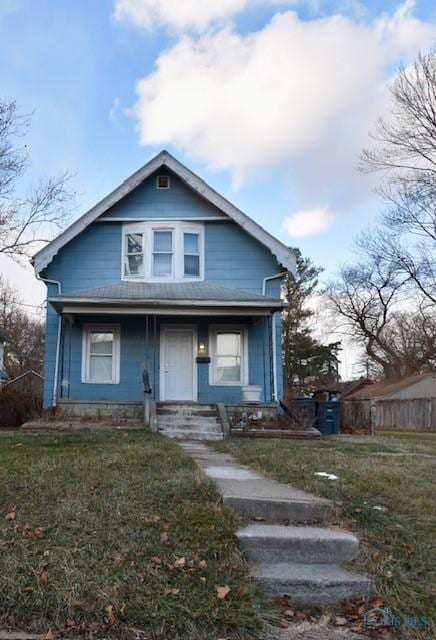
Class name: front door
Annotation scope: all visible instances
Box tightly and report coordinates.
[160,326,196,401]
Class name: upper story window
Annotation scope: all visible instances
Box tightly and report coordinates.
[184,232,200,277]
[124,232,144,278]
[156,175,170,189]
[153,230,173,277]
[122,221,204,282]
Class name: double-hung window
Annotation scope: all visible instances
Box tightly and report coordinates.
[210,326,247,385]
[153,230,173,277]
[184,232,200,277]
[124,231,144,278]
[82,325,120,384]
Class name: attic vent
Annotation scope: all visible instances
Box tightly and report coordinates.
[156,175,170,189]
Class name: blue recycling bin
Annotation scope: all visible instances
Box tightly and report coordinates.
[315,401,340,435]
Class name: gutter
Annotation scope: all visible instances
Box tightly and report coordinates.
[262,272,287,401]
[36,274,62,408]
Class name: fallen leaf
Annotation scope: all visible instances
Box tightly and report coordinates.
[174,556,186,568]
[20,586,34,594]
[216,585,231,600]
[5,511,16,521]
[200,576,207,583]
[165,588,180,595]
[33,527,45,540]
[42,630,55,640]
[386,570,393,578]
[104,604,116,624]
[198,559,207,569]
[283,608,295,618]
[40,571,49,585]
[334,616,348,626]
[372,550,382,561]
[151,556,162,566]
[370,595,385,608]
[160,530,169,543]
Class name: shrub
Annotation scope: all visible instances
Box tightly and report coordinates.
[0,384,42,427]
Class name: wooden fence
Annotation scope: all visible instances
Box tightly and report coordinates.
[342,398,436,432]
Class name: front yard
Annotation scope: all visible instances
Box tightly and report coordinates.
[0,430,266,639]
[215,432,436,638]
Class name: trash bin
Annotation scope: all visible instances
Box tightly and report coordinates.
[315,401,340,435]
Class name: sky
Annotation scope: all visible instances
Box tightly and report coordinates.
[1,0,436,375]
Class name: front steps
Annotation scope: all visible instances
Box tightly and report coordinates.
[181,443,371,607]
[157,403,224,441]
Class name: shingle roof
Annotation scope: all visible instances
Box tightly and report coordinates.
[347,373,435,400]
[50,281,282,307]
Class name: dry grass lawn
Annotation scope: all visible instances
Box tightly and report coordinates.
[214,431,436,639]
[0,430,270,639]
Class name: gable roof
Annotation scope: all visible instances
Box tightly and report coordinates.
[348,373,436,400]
[32,150,296,274]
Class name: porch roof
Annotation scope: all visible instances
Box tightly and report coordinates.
[48,281,283,316]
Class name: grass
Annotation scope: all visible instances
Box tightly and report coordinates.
[214,432,436,638]
[0,429,269,639]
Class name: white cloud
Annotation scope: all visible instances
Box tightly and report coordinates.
[114,0,296,32]
[131,2,436,187]
[282,207,332,236]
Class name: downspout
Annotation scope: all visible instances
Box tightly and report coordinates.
[35,273,62,408]
[262,272,287,402]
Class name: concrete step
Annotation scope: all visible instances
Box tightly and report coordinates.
[157,403,216,413]
[252,562,371,605]
[223,495,330,524]
[237,524,359,564]
[160,429,224,441]
[159,423,222,434]
[158,408,217,417]
[157,415,220,427]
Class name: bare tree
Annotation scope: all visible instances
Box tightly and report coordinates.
[0,276,45,378]
[325,255,407,378]
[0,100,73,259]
[360,49,436,304]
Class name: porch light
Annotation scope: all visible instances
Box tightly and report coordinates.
[196,341,210,363]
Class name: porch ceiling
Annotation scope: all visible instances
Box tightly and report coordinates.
[48,281,283,316]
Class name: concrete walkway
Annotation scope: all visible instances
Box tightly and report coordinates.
[180,442,371,607]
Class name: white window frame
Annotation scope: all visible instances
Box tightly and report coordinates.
[122,224,145,279]
[121,221,204,282]
[151,228,174,278]
[81,324,120,384]
[156,175,170,189]
[209,325,248,386]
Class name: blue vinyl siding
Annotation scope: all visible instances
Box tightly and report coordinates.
[54,316,274,405]
[102,169,227,220]
[41,167,285,408]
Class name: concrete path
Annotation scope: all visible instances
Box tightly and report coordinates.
[180,442,371,607]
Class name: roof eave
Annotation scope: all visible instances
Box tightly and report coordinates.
[33,151,296,274]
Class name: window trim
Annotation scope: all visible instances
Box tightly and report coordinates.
[123,227,145,279]
[121,221,204,282]
[152,228,174,278]
[209,325,248,386]
[81,324,120,385]
[183,231,201,278]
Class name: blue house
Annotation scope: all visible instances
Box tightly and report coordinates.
[33,151,295,423]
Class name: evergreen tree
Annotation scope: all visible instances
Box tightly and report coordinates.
[282,249,341,395]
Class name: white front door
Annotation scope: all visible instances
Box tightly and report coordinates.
[160,326,196,401]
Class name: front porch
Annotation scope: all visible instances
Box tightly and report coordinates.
[45,281,283,413]
[53,314,280,407]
